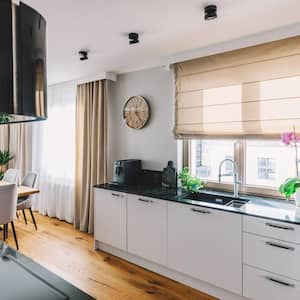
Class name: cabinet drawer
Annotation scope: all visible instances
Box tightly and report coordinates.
[243,215,300,244]
[243,232,300,280]
[243,265,300,300]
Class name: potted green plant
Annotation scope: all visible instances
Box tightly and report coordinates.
[279,178,300,206]
[0,113,13,124]
[178,167,204,193]
[0,150,14,180]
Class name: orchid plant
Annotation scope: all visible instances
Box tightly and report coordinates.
[279,125,300,199]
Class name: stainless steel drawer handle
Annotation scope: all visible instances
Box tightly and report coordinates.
[266,276,295,288]
[112,193,121,197]
[265,222,295,231]
[265,241,295,251]
[138,198,153,203]
[191,208,211,214]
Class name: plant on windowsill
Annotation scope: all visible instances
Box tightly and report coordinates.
[279,125,300,207]
[279,178,300,201]
[0,113,13,124]
[178,167,204,193]
[0,150,14,180]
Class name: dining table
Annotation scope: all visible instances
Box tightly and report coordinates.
[0,181,40,198]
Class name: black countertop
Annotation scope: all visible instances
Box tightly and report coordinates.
[95,183,300,225]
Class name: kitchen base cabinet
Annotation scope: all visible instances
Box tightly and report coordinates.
[167,202,242,295]
[94,186,300,300]
[127,194,167,265]
[243,265,300,300]
[94,189,127,251]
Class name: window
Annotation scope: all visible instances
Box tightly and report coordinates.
[188,139,299,197]
[245,140,298,189]
[190,140,234,183]
[257,158,276,180]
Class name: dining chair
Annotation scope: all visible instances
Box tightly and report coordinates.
[0,184,19,250]
[3,169,19,184]
[17,172,38,230]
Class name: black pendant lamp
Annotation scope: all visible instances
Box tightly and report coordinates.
[0,0,47,124]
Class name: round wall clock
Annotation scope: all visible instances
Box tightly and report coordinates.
[123,96,150,129]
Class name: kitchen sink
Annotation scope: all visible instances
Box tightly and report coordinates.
[225,199,249,208]
[185,192,249,208]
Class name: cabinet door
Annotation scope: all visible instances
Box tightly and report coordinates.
[94,189,127,250]
[127,194,167,265]
[168,202,242,295]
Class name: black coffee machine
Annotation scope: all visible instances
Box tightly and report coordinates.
[112,159,142,186]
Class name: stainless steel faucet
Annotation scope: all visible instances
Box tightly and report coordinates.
[218,159,240,198]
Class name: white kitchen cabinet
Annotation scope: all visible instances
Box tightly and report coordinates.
[127,194,167,265]
[243,265,300,300]
[94,188,127,250]
[167,202,242,295]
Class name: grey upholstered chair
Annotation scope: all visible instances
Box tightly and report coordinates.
[3,169,19,184]
[17,172,38,230]
[0,184,18,250]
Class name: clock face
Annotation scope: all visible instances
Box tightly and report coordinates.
[123,96,150,129]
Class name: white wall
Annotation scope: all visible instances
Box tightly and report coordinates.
[107,67,177,180]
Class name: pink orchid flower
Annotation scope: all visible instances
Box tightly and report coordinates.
[281,132,300,145]
[281,132,293,145]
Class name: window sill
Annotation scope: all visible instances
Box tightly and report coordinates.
[202,182,286,201]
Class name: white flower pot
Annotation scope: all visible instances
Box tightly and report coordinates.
[295,189,300,207]
[295,207,300,219]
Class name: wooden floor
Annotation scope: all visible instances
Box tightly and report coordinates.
[4,212,216,300]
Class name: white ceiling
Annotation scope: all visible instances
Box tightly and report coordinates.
[23,0,300,85]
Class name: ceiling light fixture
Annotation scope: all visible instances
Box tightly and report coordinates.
[79,50,89,61]
[128,33,139,45]
[204,4,217,20]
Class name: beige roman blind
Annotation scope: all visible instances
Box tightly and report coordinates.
[175,35,300,138]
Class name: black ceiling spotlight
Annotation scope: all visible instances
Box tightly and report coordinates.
[204,4,217,20]
[128,32,139,45]
[79,50,88,61]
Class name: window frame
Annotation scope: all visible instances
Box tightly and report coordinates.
[182,140,285,199]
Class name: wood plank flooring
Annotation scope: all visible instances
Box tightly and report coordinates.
[4,213,216,300]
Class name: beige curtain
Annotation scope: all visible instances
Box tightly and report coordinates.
[74,80,107,233]
[0,124,31,179]
[8,123,32,179]
[175,35,300,138]
[0,125,9,175]
[0,125,9,150]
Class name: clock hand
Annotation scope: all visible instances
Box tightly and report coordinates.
[134,111,142,122]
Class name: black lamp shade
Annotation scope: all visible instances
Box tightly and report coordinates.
[0,1,47,124]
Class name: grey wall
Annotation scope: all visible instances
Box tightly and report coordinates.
[107,67,177,180]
